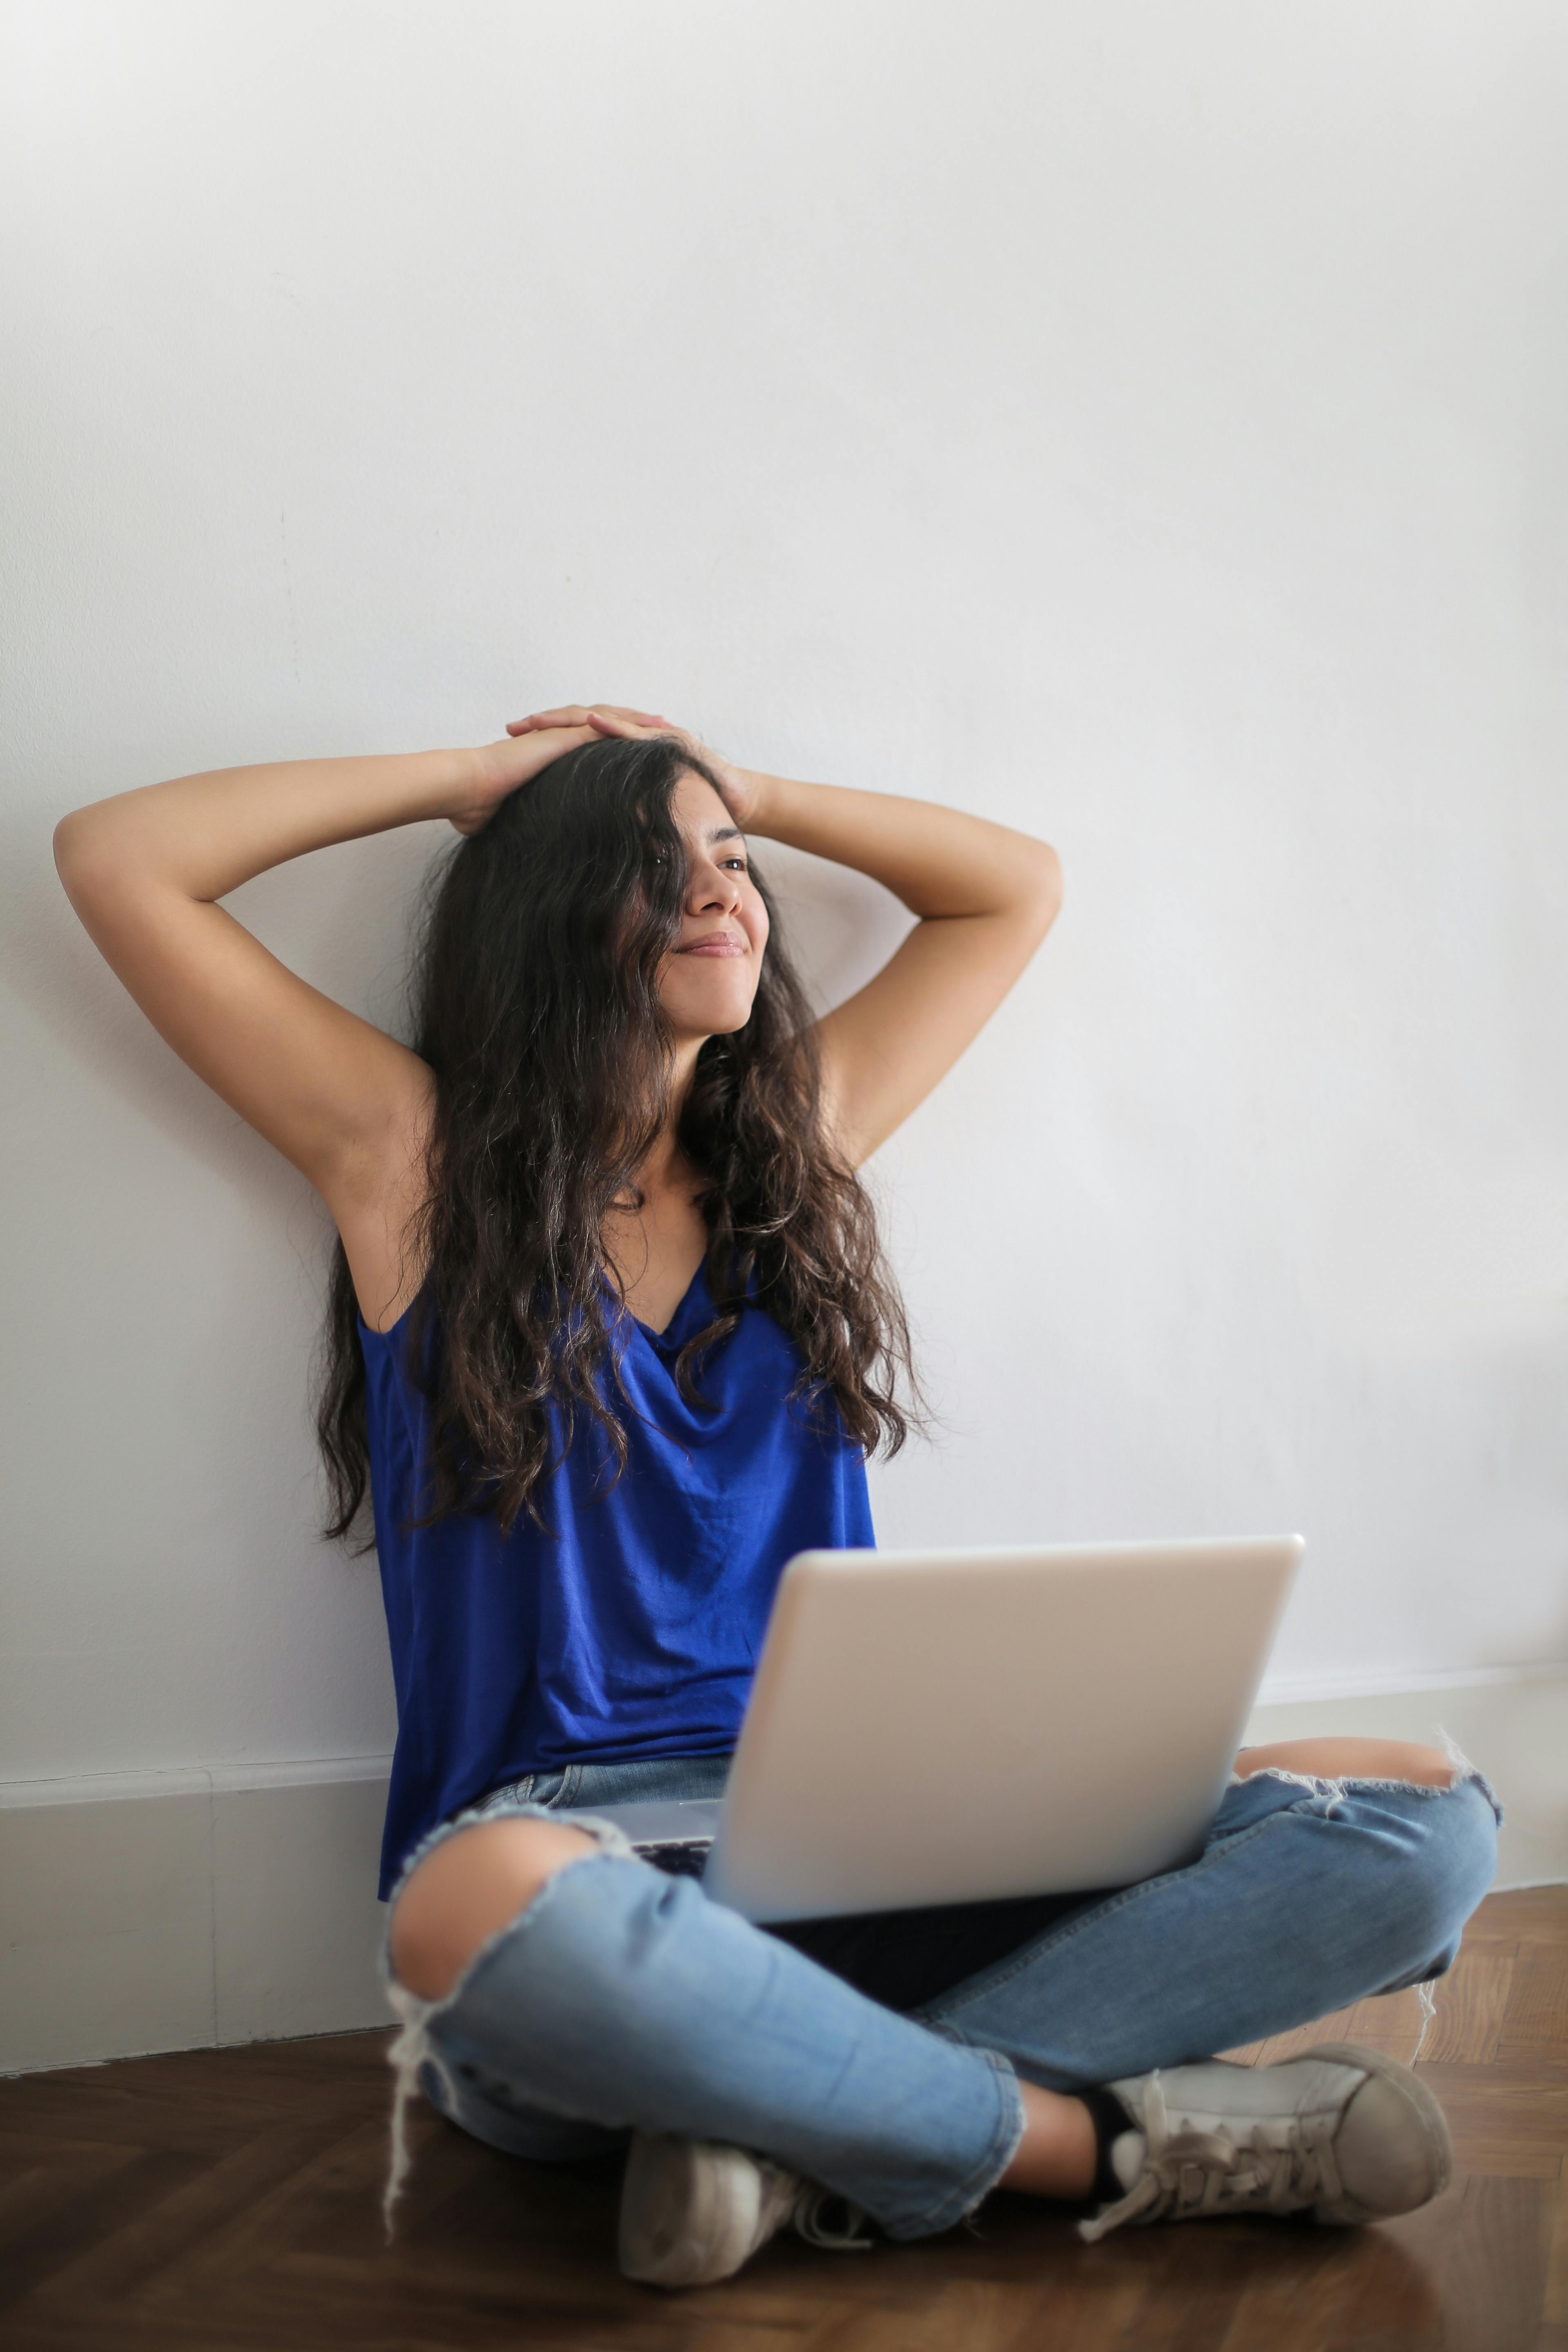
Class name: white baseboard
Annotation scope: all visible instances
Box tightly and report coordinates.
[0,1760,394,2076]
[4,1668,1564,2076]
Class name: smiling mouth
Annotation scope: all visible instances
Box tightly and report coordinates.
[677,935,746,956]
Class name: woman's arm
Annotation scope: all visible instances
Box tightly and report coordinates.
[515,707,1062,1167]
[735,764,1062,1165]
[52,728,595,1323]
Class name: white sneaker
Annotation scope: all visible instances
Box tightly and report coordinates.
[1079,2043,1453,2243]
[617,2132,872,2287]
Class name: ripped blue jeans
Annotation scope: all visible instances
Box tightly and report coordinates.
[382,1757,1500,2242]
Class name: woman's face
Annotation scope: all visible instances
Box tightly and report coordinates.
[656,768,769,1042]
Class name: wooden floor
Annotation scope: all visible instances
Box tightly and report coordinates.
[1,1886,1564,2352]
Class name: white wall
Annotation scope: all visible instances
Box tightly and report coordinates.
[4,2,1566,1837]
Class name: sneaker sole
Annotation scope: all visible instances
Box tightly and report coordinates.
[1302,2042,1454,2222]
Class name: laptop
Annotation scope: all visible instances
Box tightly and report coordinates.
[583,1535,1303,1923]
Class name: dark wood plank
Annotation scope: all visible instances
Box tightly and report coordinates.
[1463,1889,1568,1947]
[18,2119,370,2318]
[1406,2063,1568,2179]
[1543,2159,1568,2332]
[0,2144,145,2258]
[0,1887,1562,2351]
[1501,1942,1568,2063]
[1418,1946,1515,2065]
[0,2148,204,2314]
[1213,2218,1443,2352]
[1425,2174,1555,2352]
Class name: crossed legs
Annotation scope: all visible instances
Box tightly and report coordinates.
[388,1737,1472,2211]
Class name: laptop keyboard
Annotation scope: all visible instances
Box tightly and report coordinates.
[633,1839,712,1881]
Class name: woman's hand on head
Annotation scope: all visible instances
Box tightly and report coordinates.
[505,704,760,825]
[450,722,604,835]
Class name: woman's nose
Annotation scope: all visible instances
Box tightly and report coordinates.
[690,859,740,912]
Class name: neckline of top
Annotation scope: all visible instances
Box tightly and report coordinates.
[626,1257,710,1345]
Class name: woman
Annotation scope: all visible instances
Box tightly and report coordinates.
[55,705,1497,2288]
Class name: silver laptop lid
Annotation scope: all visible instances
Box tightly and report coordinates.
[702,1535,1303,1922]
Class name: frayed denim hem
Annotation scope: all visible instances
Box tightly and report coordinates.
[882,2047,1027,2241]
[1227,1760,1503,1829]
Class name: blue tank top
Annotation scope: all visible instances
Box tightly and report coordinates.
[359,1263,875,1896]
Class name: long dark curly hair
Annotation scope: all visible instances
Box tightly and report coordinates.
[316,733,916,1543]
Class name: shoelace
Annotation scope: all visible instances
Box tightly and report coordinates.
[793,2188,875,2252]
[1078,2073,1347,2244]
